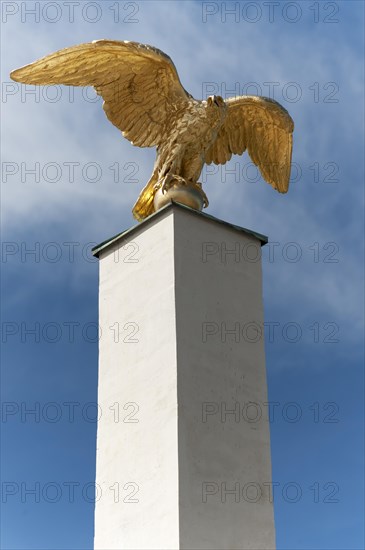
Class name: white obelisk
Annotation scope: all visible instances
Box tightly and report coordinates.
[93,202,275,550]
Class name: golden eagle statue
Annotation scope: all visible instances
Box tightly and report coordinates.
[11,40,294,221]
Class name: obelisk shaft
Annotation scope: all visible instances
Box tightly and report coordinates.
[93,204,275,549]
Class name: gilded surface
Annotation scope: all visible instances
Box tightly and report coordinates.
[11,40,294,221]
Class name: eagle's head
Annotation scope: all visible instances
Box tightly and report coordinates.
[207,95,225,109]
[206,95,227,123]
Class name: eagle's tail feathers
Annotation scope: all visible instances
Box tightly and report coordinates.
[132,170,159,222]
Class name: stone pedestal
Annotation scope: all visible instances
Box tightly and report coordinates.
[93,203,275,550]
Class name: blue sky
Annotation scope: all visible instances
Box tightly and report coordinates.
[1,1,364,549]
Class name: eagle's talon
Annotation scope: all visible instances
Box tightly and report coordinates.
[160,175,174,194]
[199,187,209,208]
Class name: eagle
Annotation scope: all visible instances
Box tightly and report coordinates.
[10,40,294,221]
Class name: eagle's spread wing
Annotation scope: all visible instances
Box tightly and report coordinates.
[205,96,294,192]
[10,40,193,147]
